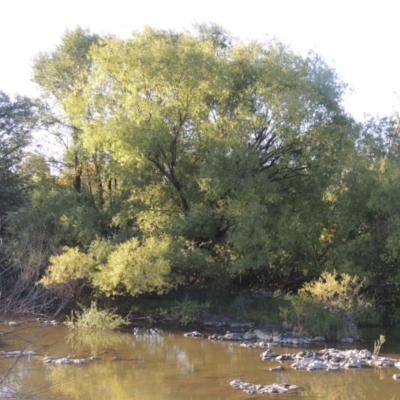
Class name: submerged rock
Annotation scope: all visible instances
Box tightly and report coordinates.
[0,350,38,358]
[260,349,278,360]
[240,342,258,348]
[340,337,354,343]
[269,366,284,371]
[43,355,86,365]
[275,354,294,361]
[208,332,244,341]
[183,331,203,338]
[230,379,301,395]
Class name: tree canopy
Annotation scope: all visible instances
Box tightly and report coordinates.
[29,25,359,297]
[4,25,400,324]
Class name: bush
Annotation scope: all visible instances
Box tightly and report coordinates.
[280,295,344,340]
[172,297,210,326]
[280,271,371,340]
[65,301,128,330]
[229,291,288,327]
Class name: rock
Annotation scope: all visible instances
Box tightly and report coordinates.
[260,349,278,360]
[54,358,85,365]
[394,374,400,380]
[340,337,354,343]
[0,350,38,358]
[43,356,57,363]
[240,342,257,348]
[8,321,19,326]
[358,349,372,358]
[208,332,244,341]
[223,332,244,341]
[287,348,400,372]
[312,336,326,342]
[243,331,257,341]
[228,321,253,329]
[254,329,273,342]
[257,341,275,348]
[253,329,312,346]
[43,356,86,364]
[197,312,253,329]
[269,366,284,371]
[367,358,394,367]
[276,354,294,361]
[183,331,202,338]
[230,380,301,395]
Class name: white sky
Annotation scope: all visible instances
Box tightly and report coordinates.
[1,0,399,121]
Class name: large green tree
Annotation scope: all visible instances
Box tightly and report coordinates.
[36,25,357,298]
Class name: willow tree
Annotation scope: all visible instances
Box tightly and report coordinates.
[33,27,108,200]
[39,25,357,297]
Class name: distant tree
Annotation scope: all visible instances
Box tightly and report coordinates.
[0,91,37,218]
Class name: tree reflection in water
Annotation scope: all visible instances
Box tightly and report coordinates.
[5,324,400,399]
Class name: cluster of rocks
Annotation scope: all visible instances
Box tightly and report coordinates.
[183,331,202,338]
[185,328,326,346]
[194,312,254,329]
[43,356,86,365]
[230,380,301,395]
[0,350,38,358]
[259,347,400,371]
[184,328,400,392]
[43,355,99,365]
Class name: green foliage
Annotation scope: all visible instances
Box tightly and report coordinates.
[39,236,171,298]
[67,25,353,289]
[283,271,371,339]
[40,246,96,287]
[229,291,288,327]
[373,334,386,355]
[12,24,400,323]
[65,301,128,330]
[172,297,210,326]
[280,295,344,340]
[299,271,370,320]
[0,91,37,216]
[93,237,172,296]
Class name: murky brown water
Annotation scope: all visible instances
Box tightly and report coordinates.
[1,322,400,399]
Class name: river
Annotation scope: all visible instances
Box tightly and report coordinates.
[1,322,400,399]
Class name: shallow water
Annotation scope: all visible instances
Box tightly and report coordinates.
[1,322,400,399]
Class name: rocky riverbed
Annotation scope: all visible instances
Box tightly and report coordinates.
[183,328,400,394]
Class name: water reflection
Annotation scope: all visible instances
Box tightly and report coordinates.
[66,329,132,356]
[3,324,400,399]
